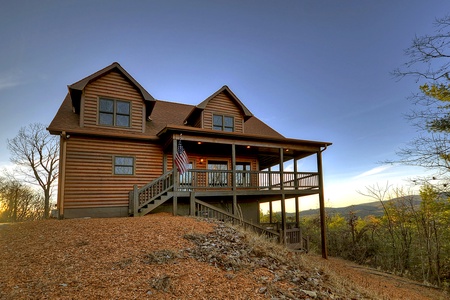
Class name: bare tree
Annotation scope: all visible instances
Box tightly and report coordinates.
[0,175,44,222]
[358,183,416,274]
[7,123,59,219]
[389,15,450,182]
[393,15,450,82]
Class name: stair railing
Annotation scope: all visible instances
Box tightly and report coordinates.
[131,170,174,216]
[193,198,280,241]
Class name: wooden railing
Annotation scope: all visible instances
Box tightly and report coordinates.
[193,199,280,241]
[130,170,174,215]
[179,169,318,191]
[284,228,309,252]
[194,199,308,251]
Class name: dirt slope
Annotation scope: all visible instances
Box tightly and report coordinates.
[0,213,447,299]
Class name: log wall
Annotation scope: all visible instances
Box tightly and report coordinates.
[203,92,244,132]
[82,70,145,132]
[63,136,163,209]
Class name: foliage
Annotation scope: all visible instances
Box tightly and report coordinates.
[295,184,450,288]
[0,176,45,222]
[389,15,450,183]
[7,123,59,219]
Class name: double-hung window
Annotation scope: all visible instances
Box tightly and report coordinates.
[99,98,130,127]
[213,114,234,132]
[114,156,134,175]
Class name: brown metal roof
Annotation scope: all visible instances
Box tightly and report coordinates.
[47,63,331,151]
[48,95,285,141]
[68,62,155,115]
[184,85,253,126]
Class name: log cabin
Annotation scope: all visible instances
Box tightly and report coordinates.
[48,62,331,255]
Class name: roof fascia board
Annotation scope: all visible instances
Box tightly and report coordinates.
[157,125,332,149]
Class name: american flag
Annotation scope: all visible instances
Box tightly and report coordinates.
[175,140,189,175]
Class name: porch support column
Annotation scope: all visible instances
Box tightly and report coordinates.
[268,166,272,190]
[189,192,195,216]
[269,201,273,224]
[279,148,286,243]
[232,144,237,215]
[294,158,299,227]
[317,150,328,259]
[172,137,178,216]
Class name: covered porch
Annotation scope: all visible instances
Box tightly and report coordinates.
[139,126,331,257]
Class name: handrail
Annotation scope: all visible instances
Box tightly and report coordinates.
[194,199,280,241]
[179,169,319,191]
[132,170,174,215]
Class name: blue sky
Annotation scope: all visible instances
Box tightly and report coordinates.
[1,0,449,209]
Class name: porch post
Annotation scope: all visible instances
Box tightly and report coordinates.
[294,158,299,227]
[268,166,272,190]
[231,144,237,215]
[189,192,195,216]
[172,137,178,216]
[280,148,286,243]
[317,150,328,259]
[269,201,273,223]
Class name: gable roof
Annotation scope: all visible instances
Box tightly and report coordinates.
[68,62,156,116]
[184,85,253,126]
[48,63,327,148]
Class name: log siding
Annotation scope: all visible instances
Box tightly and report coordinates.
[63,136,164,209]
[82,70,144,132]
[203,92,244,132]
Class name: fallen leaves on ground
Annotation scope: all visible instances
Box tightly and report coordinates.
[0,213,447,299]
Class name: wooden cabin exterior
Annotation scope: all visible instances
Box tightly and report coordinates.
[48,62,331,255]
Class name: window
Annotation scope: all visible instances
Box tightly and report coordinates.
[179,162,193,191]
[208,161,228,186]
[236,162,251,187]
[114,156,134,175]
[99,98,130,127]
[213,114,234,132]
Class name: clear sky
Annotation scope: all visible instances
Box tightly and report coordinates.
[1,0,449,210]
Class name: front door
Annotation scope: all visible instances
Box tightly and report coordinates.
[236,162,251,187]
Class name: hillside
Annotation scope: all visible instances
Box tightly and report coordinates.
[298,195,422,218]
[0,213,447,299]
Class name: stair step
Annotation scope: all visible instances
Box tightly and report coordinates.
[136,194,173,216]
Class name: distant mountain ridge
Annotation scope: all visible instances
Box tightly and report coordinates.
[296,195,422,218]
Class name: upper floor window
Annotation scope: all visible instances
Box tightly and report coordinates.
[99,98,130,127]
[114,156,134,175]
[213,114,234,132]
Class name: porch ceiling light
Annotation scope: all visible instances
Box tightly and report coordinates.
[198,141,202,145]
[246,145,251,149]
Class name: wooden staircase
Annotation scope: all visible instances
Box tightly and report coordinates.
[129,171,174,217]
[129,171,309,252]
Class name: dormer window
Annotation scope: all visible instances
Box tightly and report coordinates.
[99,98,130,127]
[213,114,234,132]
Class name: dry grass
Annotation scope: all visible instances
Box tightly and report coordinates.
[0,213,447,299]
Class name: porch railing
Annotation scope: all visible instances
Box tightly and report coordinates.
[179,169,318,191]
